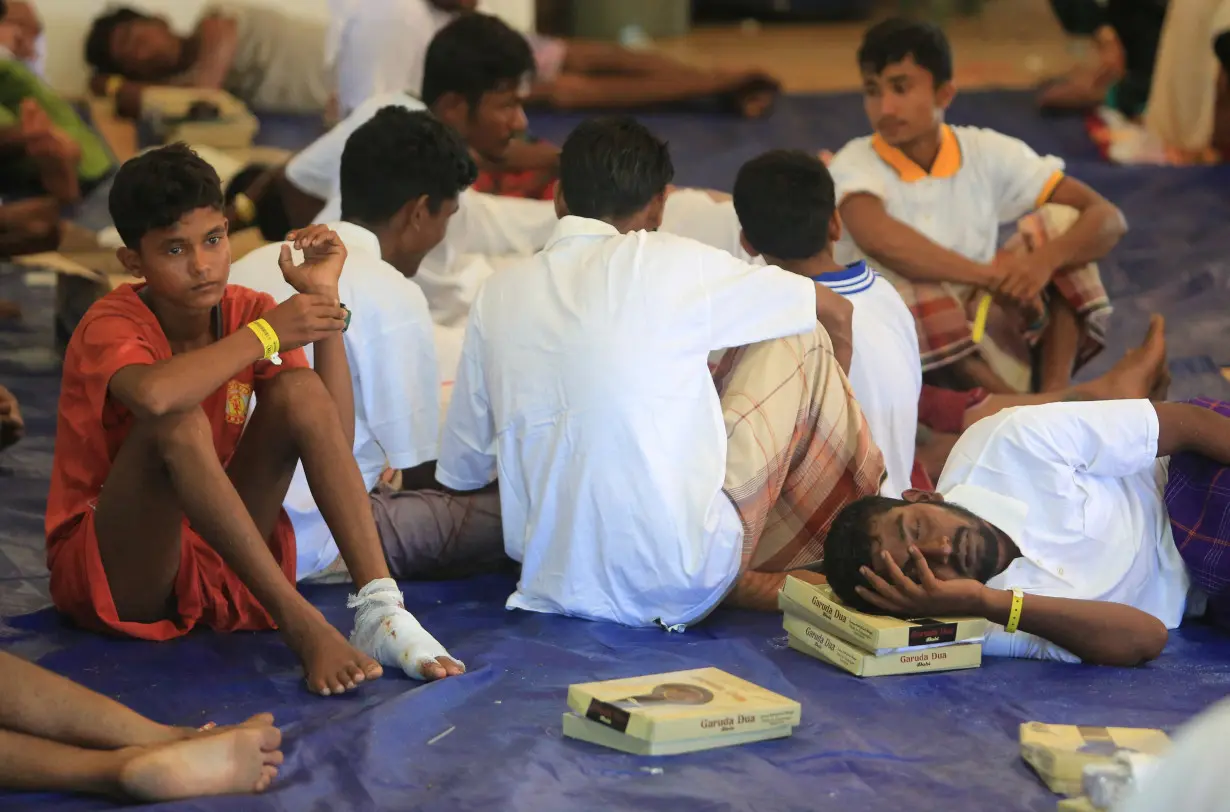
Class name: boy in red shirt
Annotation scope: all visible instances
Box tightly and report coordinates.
[45,143,463,696]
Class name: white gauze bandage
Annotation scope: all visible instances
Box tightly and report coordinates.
[347,578,462,680]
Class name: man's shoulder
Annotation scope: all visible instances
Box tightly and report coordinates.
[829,136,879,169]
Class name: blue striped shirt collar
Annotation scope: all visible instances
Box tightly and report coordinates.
[810,261,876,296]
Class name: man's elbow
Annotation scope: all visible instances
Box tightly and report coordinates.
[1104,202,1128,241]
[1087,618,1168,667]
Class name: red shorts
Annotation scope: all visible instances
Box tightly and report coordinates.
[917,384,989,435]
[48,510,297,642]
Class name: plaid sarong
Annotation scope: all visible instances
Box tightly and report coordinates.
[1165,398,1230,623]
[889,203,1113,391]
[712,323,885,574]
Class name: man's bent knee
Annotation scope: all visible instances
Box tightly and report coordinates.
[255,367,324,414]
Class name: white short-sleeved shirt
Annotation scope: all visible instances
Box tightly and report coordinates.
[659,191,922,498]
[284,91,559,326]
[228,222,441,578]
[436,216,818,628]
[935,400,1191,661]
[828,125,1066,268]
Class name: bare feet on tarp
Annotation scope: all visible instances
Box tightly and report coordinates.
[1082,314,1168,401]
[726,72,780,119]
[286,614,384,697]
[0,385,23,452]
[118,719,283,801]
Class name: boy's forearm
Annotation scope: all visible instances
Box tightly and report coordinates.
[1034,201,1126,271]
[311,331,355,449]
[1155,402,1230,463]
[110,331,263,418]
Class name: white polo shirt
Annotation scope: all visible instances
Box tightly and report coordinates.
[935,400,1191,661]
[436,216,818,628]
[827,124,1066,269]
[228,222,441,579]
[659,190,921,499]
[284,91,559,327]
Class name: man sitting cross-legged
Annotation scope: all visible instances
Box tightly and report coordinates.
[437,117,885,626]
[45,144,462,696]
[822,397,1230,666]
[0,651,281,800]
[230,106,504,585]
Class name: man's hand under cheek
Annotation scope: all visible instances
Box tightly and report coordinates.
[856,546,989,618]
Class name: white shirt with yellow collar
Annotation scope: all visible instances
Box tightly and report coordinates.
[828,124,1066,271]
[437,215,818,629]
[935,399,1191,661]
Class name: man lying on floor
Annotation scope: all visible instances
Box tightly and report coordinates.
[662,158,1169,494]
[45,144,463,696]
[437,116,885,626]
[828,18,1127,395]
[234,13,559,328]
[821,397,1230,666]
[0,651,281,800]
[83,4,332,117]
[230,106,504,585]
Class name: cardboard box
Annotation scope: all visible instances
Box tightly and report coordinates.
[141,87,259,150]
[566,668,800,744]
[1020,722,1171,797]
[783,602,982,677]
[779,576,988,653]
[562,713,793,756]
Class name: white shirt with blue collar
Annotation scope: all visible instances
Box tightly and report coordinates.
[937,400,1192,661]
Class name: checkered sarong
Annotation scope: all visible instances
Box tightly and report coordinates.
[711,323,885,573]
[891,204,1112,391]
[1165,398,1230,621]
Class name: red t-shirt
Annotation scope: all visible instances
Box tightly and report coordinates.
[45,284,309,562]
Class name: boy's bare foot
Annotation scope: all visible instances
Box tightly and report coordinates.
[286,615,383,696]
[118,725,282,801]
[1081,315,1167,400]
[0,300,20,320]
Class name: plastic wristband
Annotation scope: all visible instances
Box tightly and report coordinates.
[233,192,257,225]
[971,293,993,344]
[104,74,124,98]
[1005,587,1024,634]
[247,318,282,365]
[341,302,351,333]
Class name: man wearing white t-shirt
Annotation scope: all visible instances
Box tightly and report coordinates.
[230,107,506,587]
[829,18,1126,396]
[823,397,1230,666]
[437,117,884,628]
[232,13,559,328]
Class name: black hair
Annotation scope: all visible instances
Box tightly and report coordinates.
[109,143,223,249]
[339,106,478,225]
[421,13,534,109]
[84,7,150,75]
[822,496,906,613]
[0,2,8,20]
[733,150,836,262]
[559,116,674,222]
[857,17,953,86]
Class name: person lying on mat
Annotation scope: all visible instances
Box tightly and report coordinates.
[0,1,44,75]
[437,116,885,626]
[83,4,332,117]
[660,158,1169,495]
[819,395,1230,666]
[828,18,1126,397]
[0,650,282,800]
[230,107,505,585]
[233,13,559,328]
[44,144,463,696]
[328,0,779,122]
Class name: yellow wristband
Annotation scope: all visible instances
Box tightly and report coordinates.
[247,318,280,362]
[233,192,257,225]
[971,293,993,344]
[1005,587,1024,634]
[104,74,124,98]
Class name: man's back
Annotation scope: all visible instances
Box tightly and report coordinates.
[438,216,816,627]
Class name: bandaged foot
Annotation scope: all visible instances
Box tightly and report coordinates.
[347,578,465,681]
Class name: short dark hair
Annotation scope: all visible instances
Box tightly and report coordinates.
[421,13,534,109]
[733,150,836,261]
[340,107,478,225]
[84,7,150,75]
[822,496,905,613]
[109,143,223,249]
[857,18,953,86]
[559,117,674,221]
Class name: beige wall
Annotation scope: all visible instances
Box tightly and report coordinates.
[36,0,536,95]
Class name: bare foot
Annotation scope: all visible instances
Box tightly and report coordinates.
[1082,315,1167,400]
[0,300,20,320]
[118,725,283,801]
[420,656,466,681]
[287,617,383,696]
